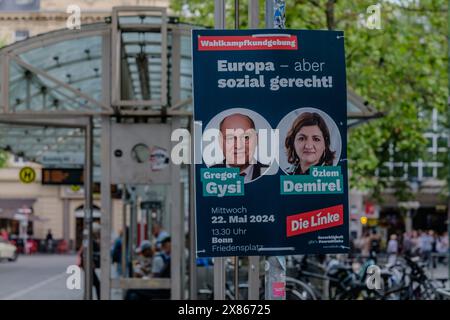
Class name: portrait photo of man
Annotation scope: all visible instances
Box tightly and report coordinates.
[211,112,269,183]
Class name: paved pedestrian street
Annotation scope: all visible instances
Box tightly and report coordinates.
[0,254,83,300]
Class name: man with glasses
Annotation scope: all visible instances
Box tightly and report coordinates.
[212,113,269,183]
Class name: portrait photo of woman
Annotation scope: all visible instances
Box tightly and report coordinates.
[284,111,336,175]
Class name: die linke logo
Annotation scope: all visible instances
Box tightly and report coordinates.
[286,205,344,237]
[198,35,298,51]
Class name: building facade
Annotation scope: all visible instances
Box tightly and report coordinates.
[0,0,169,45]
[357,107,448,240]
[0,156,125,250]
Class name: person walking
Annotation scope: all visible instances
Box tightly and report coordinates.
[436,232,448,265]
[402,232,412,256]
[151,222,169,251]
[387,234,399,266]
[0,228,9,241]
[45,229,54,253]
[77,223,101,299]
[111,228,129,277]
[358,231,371,257]
[419,230,433,267]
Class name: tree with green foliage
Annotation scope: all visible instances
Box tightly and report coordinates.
[0,150,6,168]
[170,0,448,201]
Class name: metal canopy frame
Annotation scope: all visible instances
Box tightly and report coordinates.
[347,89,384,128]
[111,7,168,110]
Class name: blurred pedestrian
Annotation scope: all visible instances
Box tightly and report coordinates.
[152,236,171,278]
[133,240,153,278]
[369,228,381,258]
[0,228,9,241]
[77,223,101,299]
[358,231,371,257]
[430,230,437,268]
[152,222,169,251]
[418,230,433,267]
[436,232,448,265]
[111,228,128,277]
[387,234,398,265]
[92,223,101,299]
[45,229,54,253]
[402,232,412,256]
[411,230,420,256]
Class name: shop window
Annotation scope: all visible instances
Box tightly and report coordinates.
[437,136,448,148]
[378,165,390,178]
[408,166,418,180]
[393,166,405,178]
[423,166,434,178]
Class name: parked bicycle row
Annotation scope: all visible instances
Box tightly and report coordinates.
[196,253,450,300]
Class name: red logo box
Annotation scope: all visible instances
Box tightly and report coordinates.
[286,205,344,237]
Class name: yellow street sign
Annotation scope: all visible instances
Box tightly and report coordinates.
[19,167,36,184]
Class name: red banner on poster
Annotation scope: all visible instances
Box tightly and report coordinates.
[286,205,344,237]
[198,35,298,51]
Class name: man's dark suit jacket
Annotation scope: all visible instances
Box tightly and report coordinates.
[210,161,269,181]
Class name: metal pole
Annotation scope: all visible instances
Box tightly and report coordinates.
[121,185,127,278]
[100,114,112,300]
[2,54,10,112]
[264,0,286,300]
[234,0,239,30]
[248,0,261,300]
[181,182,187,299]
[146,209,151,241]
[214,257,226,300]
[23,218,28,255]
[99,30,112,299]
[26,75,31,110]
[214,0,226,29]
[128,187,137,277]
[189,116,198,299]
[83,116,93,300]
[63,199,70,251]
[139,208,145,245]
[234,256,239,299]
[265,0,274,28]
[213,0,227,300]
[170,117,183,299]
[248,256,260,299]
[232,1,242,299]
[249,0,259,29]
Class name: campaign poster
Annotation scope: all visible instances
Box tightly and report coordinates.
[192,29,349,257]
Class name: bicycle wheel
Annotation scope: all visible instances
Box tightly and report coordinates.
[285,277,317,300]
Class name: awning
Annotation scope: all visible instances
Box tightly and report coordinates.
[0,198,35,220]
